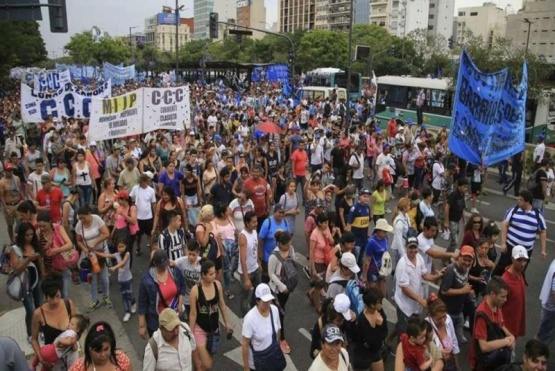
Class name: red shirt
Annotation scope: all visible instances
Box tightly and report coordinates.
[242,177,269,218]
[36,187,64,223]
[400,333,426,370]
[468,299,506,370]
[388,119,397,138]
[501,268,526,337]
[290,149,308,177]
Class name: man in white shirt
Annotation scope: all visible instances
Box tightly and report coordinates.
[534,134,546,167]
[431,154,445,204]
[130,173,157,256]
[417,216,457,274]
[349,146,365,191]
[310,135,324,173]
[27,158,49,200]
[143,308,196,371]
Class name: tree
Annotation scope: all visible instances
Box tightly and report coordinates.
[0,20,47,81]
[65,32,132,66]
[296,30,348,72]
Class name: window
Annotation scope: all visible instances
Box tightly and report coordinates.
[429,14,434,19]
[428,25,434,30]
[470,12,478,16]
[458,11,465,16]
[429,3,435,7]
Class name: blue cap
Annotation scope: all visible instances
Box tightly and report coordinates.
[537,134,545,140]
[407,118,413,125]
[214,134,222,142]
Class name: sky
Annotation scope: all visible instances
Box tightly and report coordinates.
[37,0,523,58]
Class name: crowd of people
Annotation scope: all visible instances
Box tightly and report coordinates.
[0,79,553,371]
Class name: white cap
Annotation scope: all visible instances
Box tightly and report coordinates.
[143,171,154,179]
[255,283,274,302]
[340,252,360,274]
[333,293,351,321]
[512,245,529,260]
[89,141,97,147]
[189,130,195,135]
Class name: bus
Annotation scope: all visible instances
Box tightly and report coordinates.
[304,68,362,101]
[296,86,348,101]
[374,75,555,145]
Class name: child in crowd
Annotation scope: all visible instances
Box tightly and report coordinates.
[174,239,202,319]
[98,239,136,322]
[400,317,434,371]
[32,314,90,371]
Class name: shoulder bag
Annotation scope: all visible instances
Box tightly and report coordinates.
[250,307,287,371]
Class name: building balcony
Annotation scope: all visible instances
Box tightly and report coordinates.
[372,0,388,3]
[329,6,350,14]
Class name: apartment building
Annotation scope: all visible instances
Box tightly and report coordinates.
[454,2,506,46]
[143,12,192,53]
[236,0,267,39]
[279,0,316,32]
[193,0,237,40]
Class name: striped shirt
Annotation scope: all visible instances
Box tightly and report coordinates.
[504,206,546,251]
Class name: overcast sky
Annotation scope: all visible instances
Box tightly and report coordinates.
[37,0,523,58]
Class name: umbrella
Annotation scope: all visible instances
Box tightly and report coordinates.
[255,122,282,135]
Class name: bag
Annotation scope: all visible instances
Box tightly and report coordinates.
[91,151,105,175]
[6,245,38,301]
[51,224,79,271]
[378,251,393,277]
[250,308,286,371]
[272,251,299,292]
[475,312,512,369]
[526,170,539,191]
[1,245,12,275]
[206,331,221,354]
[338,279,365,315]
[382,168,393,185]
[148,324,192,360]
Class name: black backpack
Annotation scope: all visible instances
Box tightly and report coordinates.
[272,251,298,292]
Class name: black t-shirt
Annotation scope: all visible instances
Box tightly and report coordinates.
[210,182,233,206]
[333,176,347,209]
[331,147,346,169]
[439,264,469,314]
[532,169,547,200]
[447,190,465,222]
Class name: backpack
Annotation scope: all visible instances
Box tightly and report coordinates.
[508,205,542,229]
[6,245,38,301]
[272,251,299,292]
[0,245,12,275]
[526,170,540,191]
[337,279,365,315]
[415,202,425,233]
[378,251,393,277]
[148,324,192,361]
[474,312,511,368]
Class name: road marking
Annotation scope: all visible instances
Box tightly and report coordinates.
[299,328,312,341]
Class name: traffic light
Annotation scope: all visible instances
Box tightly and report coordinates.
[389,45,396,55]
[235,34,242,44]
[209,12,218,39]
[48,0,68,33]
[448,37,453,49]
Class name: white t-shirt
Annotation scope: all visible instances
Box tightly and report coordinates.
[310,142,324,166]
[394,254,428,317]
[534,142,546,163]
[242,305,281,370]
[54,329,77,357]
[75,214,106,251]
[28,171,49,196]
[130,185,156,220]
[349,152,365,180]
[431,162,444,190]
[308,348,350,371]
[417,233,435,273]
[238,229,258,274]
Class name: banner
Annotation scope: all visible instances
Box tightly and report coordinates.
[56,64,99,81]
[448,50,527,166]
[103,62,136,86]
[20,81,112,122]
[266,64,289,85]
[88,86,191,140]
[33,70,71,92]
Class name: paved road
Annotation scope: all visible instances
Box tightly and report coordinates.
[2,169,555,370]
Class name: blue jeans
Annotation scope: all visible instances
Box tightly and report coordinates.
[537,307,555,345]
[450,311,465,345]
[118,279,136,313]
[90,265,109,302]
[23,280,43,336]
[446,221,461,254]
[533,199,545,213]
[222,239,238,292]
[78,185,93,207]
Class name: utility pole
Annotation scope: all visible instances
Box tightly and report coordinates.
[129,26,138,59]
[523,18,534,60]
[345,0,354,128]
[175,0,184,83]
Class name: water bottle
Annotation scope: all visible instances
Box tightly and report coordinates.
[90,252,101,274]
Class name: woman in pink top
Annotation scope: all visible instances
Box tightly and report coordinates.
[112,190,138,266]
[86,143,104,203]
[213,202,237,299]
[308,213,334,312]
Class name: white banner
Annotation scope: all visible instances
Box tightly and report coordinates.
[21,81,112,122]
[88,90,143,140]
[143,86,191,131]
[88,86,191,140]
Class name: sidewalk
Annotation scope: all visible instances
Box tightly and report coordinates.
[0,273,142,367]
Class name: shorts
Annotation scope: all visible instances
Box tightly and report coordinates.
[193,324,208,346]
[137,218,153,236]
[471,182,482,196]
[3,203,17,226]
[352,347,383,369]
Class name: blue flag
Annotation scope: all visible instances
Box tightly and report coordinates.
[448,50,527,166]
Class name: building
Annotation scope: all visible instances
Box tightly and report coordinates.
[143,11,191,53]
[314,0,329,30]
[328,0,352,31]
[454,2,506,47]
[354,0,371,25]
[194,0,237,40]
[236,0,267,39]
[427,0,454,41]
[370,0,430,37]
[505,0,555,63]
[279,0,316,33]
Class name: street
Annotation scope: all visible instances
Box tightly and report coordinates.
[1,171,555,370]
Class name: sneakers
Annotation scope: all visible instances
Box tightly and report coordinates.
[130,302,137,314]
[385,208,392,214]
[87,300,101,313]
[470,208,479,213]
[123,312,131,322]
[464,318,470,330]
[104,297,113,309]
[280,340,291,354]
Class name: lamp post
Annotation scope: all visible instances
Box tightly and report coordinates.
[401,1,407,61]
[175,1,185,83]
[523,17,534,59]
[345,0,354,128]
[129,26,139,60]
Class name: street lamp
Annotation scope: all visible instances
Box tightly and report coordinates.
[345,0,354,128]
[129,26,139,59]
[522,17,534,59]
[175,2,185,83]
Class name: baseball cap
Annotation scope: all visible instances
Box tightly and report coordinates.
[143,171,155,180]
[3,161,14,171]
[406,236,419,248]
[512,245,529,260]
[274,203,285,212]
[40,174,52,183]
[360,189,371,195]
[460,245,475,258]
[152,249,169,269]
[537,134,545,140]
[340,252,360,274]
[214,134,222,142]
[89,141,97,147]
[322,323,344,344]
[189,130,195,136]
[255,283,274,302]
[159,308,181,331]
[333,294,351,321]
[116,190,130,200]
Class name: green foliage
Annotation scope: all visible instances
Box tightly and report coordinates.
[0,20,47,82]
[65,32,132,65]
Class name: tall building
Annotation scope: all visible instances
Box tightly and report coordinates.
[454,2,506,46]
[428,0,454,41]
[194,0,237,40]
[328,0,351,31]
[143,11,191,53]
[505,0,555,63]
[314,0,329,30]
[354,0,371,25]
[279,0,316,33]
[236,0,267,39]
[370,0,429,37]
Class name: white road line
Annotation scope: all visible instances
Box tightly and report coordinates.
[299,328,312,341]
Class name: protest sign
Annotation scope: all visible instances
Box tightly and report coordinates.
[20,81,112,122]
[448,50,527,166]
[103,62,136,86]
[88,90,143,140]
[143,86,191,131]
[33,70,72,92]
